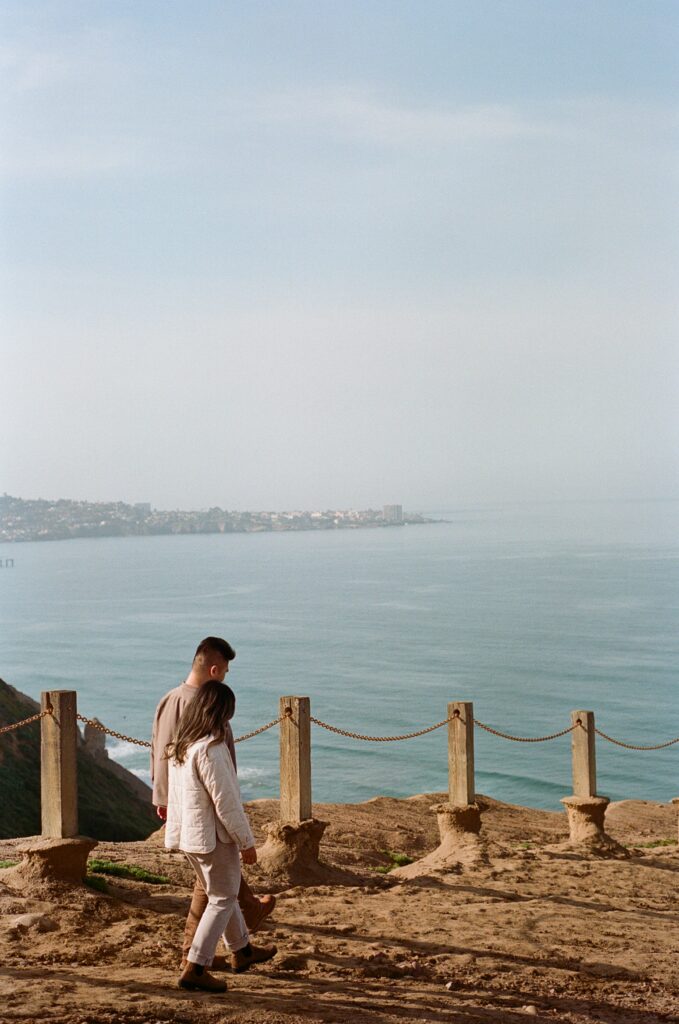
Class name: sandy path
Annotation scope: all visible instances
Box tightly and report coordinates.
[1,796,677,1023]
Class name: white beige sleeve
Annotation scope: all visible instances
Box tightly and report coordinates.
[150,695,180,806]
[198,745,255,850]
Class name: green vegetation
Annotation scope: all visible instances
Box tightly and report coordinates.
[84,874,108,893]
[0,859,18,869]
[0,678,159,841]
[373,850,414,873]
[88,859,170,884]
[387,851,414,867]
[75,750,160,841]
[0,682,46,838]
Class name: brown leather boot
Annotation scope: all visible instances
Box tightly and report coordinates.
[244,894,277,933]
[230,942,277,974]
[181,880,208,960]
[178,961,227,992]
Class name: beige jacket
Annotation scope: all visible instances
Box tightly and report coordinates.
[150,682,236,807]
[164,736,254,854]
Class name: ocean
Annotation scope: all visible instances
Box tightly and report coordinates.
[1,500,677,810]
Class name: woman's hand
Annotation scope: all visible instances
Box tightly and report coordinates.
[241,846,257,865]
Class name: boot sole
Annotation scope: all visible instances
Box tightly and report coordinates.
[178,979,227,992]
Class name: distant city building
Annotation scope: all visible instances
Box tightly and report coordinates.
[135,502,152,513]
[383,504,403,524]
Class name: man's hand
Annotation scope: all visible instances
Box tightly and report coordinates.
[156,806,167,821]
[241,846,257,865]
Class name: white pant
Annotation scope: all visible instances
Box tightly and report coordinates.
[184,840,249,966]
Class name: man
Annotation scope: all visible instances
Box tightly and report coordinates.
[151,636,276,970]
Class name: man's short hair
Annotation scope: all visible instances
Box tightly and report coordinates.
[193,636,236,666]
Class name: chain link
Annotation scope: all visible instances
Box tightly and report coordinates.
[309,713,458,742]
[594,727,679,751]
[76,712,284,748]
[76,714,152,749]
[0,707,53,736]
[474,718,579,743]
[234,716,284,743]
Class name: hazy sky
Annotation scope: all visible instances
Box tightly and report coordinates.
[2,1,677,510]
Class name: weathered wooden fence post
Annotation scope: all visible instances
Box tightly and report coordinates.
[41,690,78,838]
[258,695,336,884]
[448,700,475,806]
[279,695,311,823]
[394,699,485,877]
[15,690,97,882]
[570,709,597,797]
[561,708,626,855]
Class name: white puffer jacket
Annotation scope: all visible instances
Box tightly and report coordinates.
[164,735,255,854]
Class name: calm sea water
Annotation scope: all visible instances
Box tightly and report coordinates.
[1,501,677,810]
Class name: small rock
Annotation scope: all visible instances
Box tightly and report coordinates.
[11,913,57,933]
[522,1006,538,1016]
[445,980,459,991]
[276,955,308,972]
[335,923,356,934]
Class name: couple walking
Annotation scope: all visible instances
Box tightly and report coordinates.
[151,636,277,992]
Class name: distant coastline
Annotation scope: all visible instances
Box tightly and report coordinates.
[0,494,441,544]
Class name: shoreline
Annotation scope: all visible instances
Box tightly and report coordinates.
[0,517,444,546]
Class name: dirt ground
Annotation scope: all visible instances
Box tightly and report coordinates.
[0,794,678,1024]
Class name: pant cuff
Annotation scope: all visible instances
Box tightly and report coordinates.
[187,948,213,967]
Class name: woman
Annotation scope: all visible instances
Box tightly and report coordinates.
[164,680,276,992]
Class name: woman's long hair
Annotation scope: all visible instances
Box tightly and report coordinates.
[164,681,235,764]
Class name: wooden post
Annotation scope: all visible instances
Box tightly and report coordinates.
[41,691,79,838]
[571,709,597,798]
[448,701,475,806]
[279,696,311,822]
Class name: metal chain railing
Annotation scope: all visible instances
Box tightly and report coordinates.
[76,714,152,749]
[0,707,53,735]
[309,713,459,742]
[309,710,581,744]
[234,716,285,744]
[2,703,676,755]
[474,718,580,743]
[594,727,679,751]
[74,712,286,748]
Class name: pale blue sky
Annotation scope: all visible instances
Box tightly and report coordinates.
[2,1,678,509]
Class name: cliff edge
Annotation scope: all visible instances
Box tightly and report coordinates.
[0,678,158,841]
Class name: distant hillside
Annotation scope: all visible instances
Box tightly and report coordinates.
[0,679,159,841]
[0,493,433,543]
